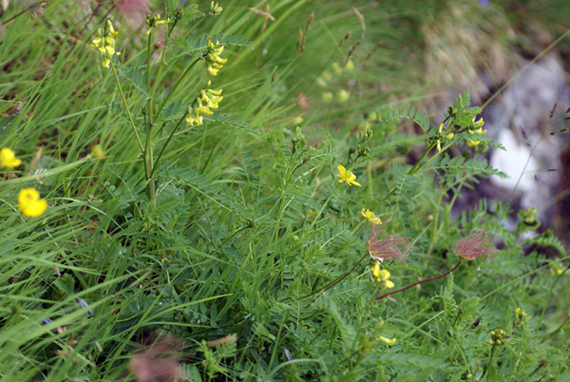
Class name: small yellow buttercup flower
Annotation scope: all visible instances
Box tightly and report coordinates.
[18,188,48,217]
[0,147,22,168]
[337,165,361,187]
[376,336,397,345]
[361,209,382,225]
[372,263,394,288]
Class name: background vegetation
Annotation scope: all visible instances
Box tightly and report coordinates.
[1,0,570,381]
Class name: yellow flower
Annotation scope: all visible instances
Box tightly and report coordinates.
[322,92,333,104]
[332,62,342,75]
[465,139,480,147]
[91,20,121,69]
[376,336,397,345]
[205,37,227,76]
[372,263,394,288]
[91,145,105,159]
[336,89,349,104]
[1,147,22,168]
[186,81,223,126]
[361,209,382,225]
[18,188,48,218]
[337,164,361,187]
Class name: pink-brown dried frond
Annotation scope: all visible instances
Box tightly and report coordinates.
[367,228,411,263]
[453,231,496,261]
[129,335,183,382]
[115,0,150,23]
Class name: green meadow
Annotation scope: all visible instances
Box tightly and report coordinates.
[1,0,570,380]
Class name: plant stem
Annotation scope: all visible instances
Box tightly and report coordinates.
[484,345,496,379]
[379,141,437,204]
[145,98,155,205]
[110,62,144,152]
[536,264,570,335]
[154,57,201,120]
[302,253,368,307]
[540,315,570,344]
[150,109,188,178]
[375,260,462,301]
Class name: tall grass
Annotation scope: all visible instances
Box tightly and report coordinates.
[1,0,570,381]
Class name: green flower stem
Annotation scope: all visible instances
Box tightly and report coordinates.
[145,97,155,205]
[150,109,188,178]
[484,345,496,380]
[145,30,156,205]
[154,57,201,120]
[540,315,570,344]
[379,141,437,204]
[375,260,462,301]
[301,253,368,307]
[110,62,144,152]
[147,29,152,93]
[536,263,570,335]
[150,22,177,97]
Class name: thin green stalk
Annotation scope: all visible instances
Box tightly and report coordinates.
[379,141,437,204]
[145,98,155,205]
[536,264,570,335]
[150,109,188,178]
[540,316,570,344]
[147,29,152,94]
[154,57,201,120]
[484,345,496,380]
[110,62,144,152]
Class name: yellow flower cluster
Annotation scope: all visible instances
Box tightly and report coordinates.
[186,81,223,126]
[514,307,530,327]
[1,147,22,168]
[205,37,227,76]
[337,164,361,187]
[489,329,509,346]
[210,1,223,16]
[361,209,382,225]
[90,19,120,69]
[372,263,394,289]
[145,14,170,37]
[436,123,454,152]
[465,117,486,147]
[18,188,48,218]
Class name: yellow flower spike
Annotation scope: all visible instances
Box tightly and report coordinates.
[377,336,397,345]
[361,209,382,225]
[1,147,22,168]
[18,188,48,217]
[337,164,361,187]
[466,139,480,147]
[92,20,120,68]
[205,37,227,76]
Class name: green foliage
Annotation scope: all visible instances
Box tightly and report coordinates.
[1,1,570,381]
